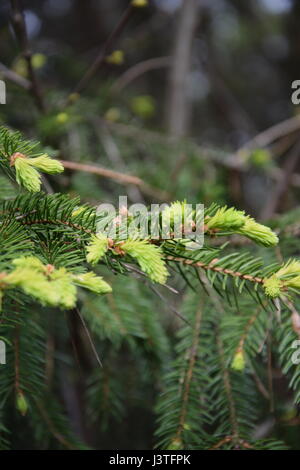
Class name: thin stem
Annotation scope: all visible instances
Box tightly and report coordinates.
[67,4,134,103]
[60,159,170,201]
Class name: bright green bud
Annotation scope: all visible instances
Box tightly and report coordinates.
[250,149,271,168]
[237,217,278,246]
[50,268,76,309]
[72,206,86,217]
[13,57,27,77]
[27,154,64,174]
[162,201,186,226]
[5,267,59,306]
[130,95,156,119]
[31,53,47,69]
[263,276,282,298]
[167,438,183,450]
[285,275,300,289]
[11,152,64,192]
[106,50,124,65]
[86,233,109,265]
[275,260,300,279]
[16,391,28,416]
[72,272,112,294]
[12,256,45,272]
[120,239,168,284]
[206,206,246,231]
[131,0,148,6]
[13,156,41,192]
[68,93,80,104]
[105,107,121,122]
[231,350,245,371]
[56,112,69,124]
[8,258,77,308]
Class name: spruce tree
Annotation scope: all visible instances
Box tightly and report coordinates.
[0,126,300,449]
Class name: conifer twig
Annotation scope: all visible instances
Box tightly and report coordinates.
[111,56,172,93]
[165,255,264,285]
[60,159,170,200]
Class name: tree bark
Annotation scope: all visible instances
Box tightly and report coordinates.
[166,0,200,137]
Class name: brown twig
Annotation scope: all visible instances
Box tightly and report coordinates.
[209,436,232,450]
[59,159,170,200]
[165,255,264,285]
[0,61,30,90]
[235,114,300,157]
[260,139,300,220]
[111,56,172,93]
[10,0,46,112]
[35,400,77,449]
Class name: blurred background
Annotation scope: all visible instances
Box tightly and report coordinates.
[1,0,300,450]
[1,0,300,217]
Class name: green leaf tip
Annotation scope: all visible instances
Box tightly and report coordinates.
[263,259,300,298]
[119,239,169,284]
[206,206,246,231]
[10,152,64,192]
[231,349,246,371]
[72,272,112,294]
[86,233,110,265]
[236,217,279,247]
[1,256,111,309]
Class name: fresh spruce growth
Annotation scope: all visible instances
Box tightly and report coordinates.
[0,127,64,192]
[205,206,246,231]
[1,126,300,450]
[0,256,111,309]
[117,239,169,284]
[86,233,110,265]
[263,260,300,298]
[231,349,246,371]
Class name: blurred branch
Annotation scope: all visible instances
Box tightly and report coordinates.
[93,119,145,203]
[234,115,300,163]
[105,120,300,192]
[67,3,134,104]
[111,56,172,93]
[166,0,199,137]
[260,139,300,220]
[0,61,30,90]
[59,159,170,201]
[9,0,46,112]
